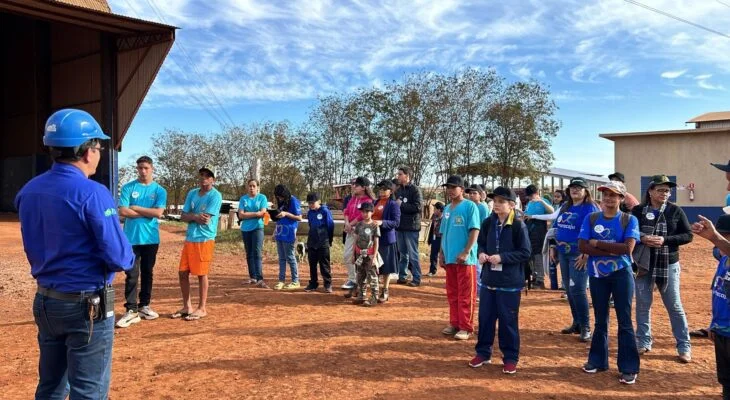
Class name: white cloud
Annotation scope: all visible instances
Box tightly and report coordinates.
[661,69,687,79]
[694,74,713,80]
[671,89,694,98]
[511,66,532,80]
[698,80,725,90]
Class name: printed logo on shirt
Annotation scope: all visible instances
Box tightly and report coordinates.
[403,198,408,203]
[444,212,450,219]
[317,214,323,220]
[104,208,117,217]
[558,212,578,225]
[646,213,655,221]
[132,191,140,199]
[593,224,605,234]
[364,228,372,235]
[596,227,614,240]
[454,215,464,226]
[593,259,618,276]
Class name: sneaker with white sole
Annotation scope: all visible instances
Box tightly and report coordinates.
[138,306,159,320]
[341,280,356,290]
[442,325,458,335]
[116,310,141,328]
[454,330,471,340]
[284,281,300,290]
[619,373,637,385]
[274,281,285,290]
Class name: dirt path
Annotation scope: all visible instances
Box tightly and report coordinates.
[0,214,723,399]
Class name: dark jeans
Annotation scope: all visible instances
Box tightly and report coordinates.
[588,267,640,374]
[429,237,441,274]
[559,252,590,329]
[716,332,730,391]
[397,230,422,284]
[124,244,159,311]
[33,293,114,399]
[475,288,521,364]
[242,229,264,281]
[308,246,332,287]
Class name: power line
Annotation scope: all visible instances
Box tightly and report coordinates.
[142,0,237,127]
[121,0,231,128]
[624,0,730,39]
[717,0,730,9]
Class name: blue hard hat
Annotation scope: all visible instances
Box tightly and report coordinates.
[43,109,110,148]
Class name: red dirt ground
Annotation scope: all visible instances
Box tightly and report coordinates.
[0,213,724,399]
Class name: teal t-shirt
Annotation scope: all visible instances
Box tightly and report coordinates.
[578,212,640,278]
[238,193,268,232]
[183,187,223,242]
[439,200,481,265]
[477,202,490,223]
[119,180,167,245]
[524,199,547,216]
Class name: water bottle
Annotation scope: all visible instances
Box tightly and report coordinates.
[549,260,559,290]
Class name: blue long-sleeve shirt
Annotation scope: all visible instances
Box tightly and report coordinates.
[15,163,134,293]
[307,205,334,249]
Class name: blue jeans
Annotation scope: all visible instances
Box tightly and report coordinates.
[475,288,521,364]
[588,267,640,374]
[559,252,590,329]
[397,230,422,284]
[242,229,264,281]
[33,293,114,399]
[276,240,298,282]
[635,262,691,354]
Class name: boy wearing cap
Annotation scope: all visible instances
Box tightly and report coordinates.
[427,202,444,276]
[578,180,641,384]
[439,175,481,340]
[608,172,639,211]
[470,186,531,374]
[350,202,381,306]
[175,166,223,321]
[305,193,335,293]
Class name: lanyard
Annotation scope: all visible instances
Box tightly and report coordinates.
[495,218,504,252]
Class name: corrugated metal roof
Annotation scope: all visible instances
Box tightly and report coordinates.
[54,0,110,13]
[599,126,730,140]
[687,111,730,123]
[548,168,609,183]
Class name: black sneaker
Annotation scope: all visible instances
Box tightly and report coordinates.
[407,282,420,287]
[396,278,408,285]
[561,323,580,334]
[619,373,637,385]
[582,362,607,374]
[304,284,318,292]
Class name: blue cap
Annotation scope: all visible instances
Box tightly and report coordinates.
[43,109,110,148]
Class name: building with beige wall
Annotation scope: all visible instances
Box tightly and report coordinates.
[600,111,730,222]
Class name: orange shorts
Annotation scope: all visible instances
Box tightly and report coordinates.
[179,240,215,276]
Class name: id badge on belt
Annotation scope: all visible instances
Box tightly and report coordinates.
[491,263,503,272]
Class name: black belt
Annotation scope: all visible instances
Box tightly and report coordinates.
[37,286,96,302]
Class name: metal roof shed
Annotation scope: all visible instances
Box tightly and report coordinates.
[0,0,176,210]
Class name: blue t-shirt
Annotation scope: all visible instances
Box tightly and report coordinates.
[725,193,730,207]
[238,193,268,232]
[555,203,600,254]
[524,199,547,216]
[578,212,640,278]
[711,256,730,337]
[477,202,490,223]
[439,200,481,265]
[182,187,223,242]
[274,196,302,243]
[119,180,167,245]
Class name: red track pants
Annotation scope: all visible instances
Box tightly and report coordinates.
[444,264,477,333]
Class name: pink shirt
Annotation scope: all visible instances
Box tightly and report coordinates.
[344,195,373,224]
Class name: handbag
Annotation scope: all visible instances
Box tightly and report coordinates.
[631,243,650,276]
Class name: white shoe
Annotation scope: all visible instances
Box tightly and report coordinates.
[138,306,159,320]
[116,310,141,328]
[454,330,471,340]
[341,280,356,289]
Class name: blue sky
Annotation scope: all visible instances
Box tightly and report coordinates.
[110,0,730,176]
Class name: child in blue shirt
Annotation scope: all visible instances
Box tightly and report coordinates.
[272,184,303,290]
[708,215,730,399]
[304,192,335,293]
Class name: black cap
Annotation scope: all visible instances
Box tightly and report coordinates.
[711,160,730,173]
[568,177,588,189]
[306,192,320,202]
[353,176,371,187]
[434,202,445,211]
[478,184,487,193]
[441,175,465,188]
[359,202,374,212]
[525,184,538,196]
[376,179,395,191]
[199,166,215,178]
[465,184,480,193]
[608,172,626,183]
[649,174,677,188]
[487,186,517,202]
[717,215,730,234]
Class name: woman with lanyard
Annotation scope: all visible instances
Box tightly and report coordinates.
[632,175,693,363]
[578,181,641,385]
[537,177,599,342]
[372,180,401,303]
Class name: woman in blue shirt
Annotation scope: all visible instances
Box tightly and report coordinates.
[553,177,600,342]
[578,181,641,385]
[272,184,303,290]
[238,179,269,288]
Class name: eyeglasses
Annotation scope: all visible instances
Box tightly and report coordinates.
[652,188,671,194]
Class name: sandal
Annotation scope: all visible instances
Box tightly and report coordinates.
[170,309,189,319]
[184,311,206,321]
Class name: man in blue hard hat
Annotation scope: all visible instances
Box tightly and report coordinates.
[15,108,135,399]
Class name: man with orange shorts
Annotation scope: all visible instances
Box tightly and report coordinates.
[173,166,222,321]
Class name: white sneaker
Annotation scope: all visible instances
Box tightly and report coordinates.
[454,330,471,340]
[341,280,356,289]
[138,306,159,320]
[116,310,141,328]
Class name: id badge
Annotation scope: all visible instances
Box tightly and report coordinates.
[491,263,503,272]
